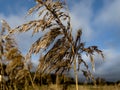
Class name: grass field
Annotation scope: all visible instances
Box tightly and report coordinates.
[28,84,120,90]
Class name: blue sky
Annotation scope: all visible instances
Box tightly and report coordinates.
[0,0,120,82]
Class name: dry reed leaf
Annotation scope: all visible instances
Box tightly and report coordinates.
[36,37,70,74]
[38,8,47,16]
[82,70,90,80]
[1,19,11,31]
[29,27,62,54]
[15,69,29,81]
[77,56,88,71]
[0,1,104,88]
[90,54,95,72]
[75,29,82,47]
[27,3,43,15]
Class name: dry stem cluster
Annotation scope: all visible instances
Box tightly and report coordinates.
[0,0,103,90]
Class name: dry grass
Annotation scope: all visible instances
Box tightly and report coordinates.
[28,85,120,90]
[0,0,104,90]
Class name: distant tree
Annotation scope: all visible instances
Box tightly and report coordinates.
[96,77,106,85]
[3,0,104,90]
[116,80,120,85]
[117,81,120,87]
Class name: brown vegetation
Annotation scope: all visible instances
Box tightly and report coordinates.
[0,0,104,90]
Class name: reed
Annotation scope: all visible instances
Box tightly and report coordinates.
[0,0,104,90]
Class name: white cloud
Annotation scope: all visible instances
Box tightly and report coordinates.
[0,12,25,27]
[0,13,37,53]
[70,0,95,41]
[96,48,120,72]
[92,48,120,81]
[76,47,120,81]
[94,0,120,27]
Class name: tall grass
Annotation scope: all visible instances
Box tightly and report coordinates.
[28,85,120,90]
[0,0,104,90]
